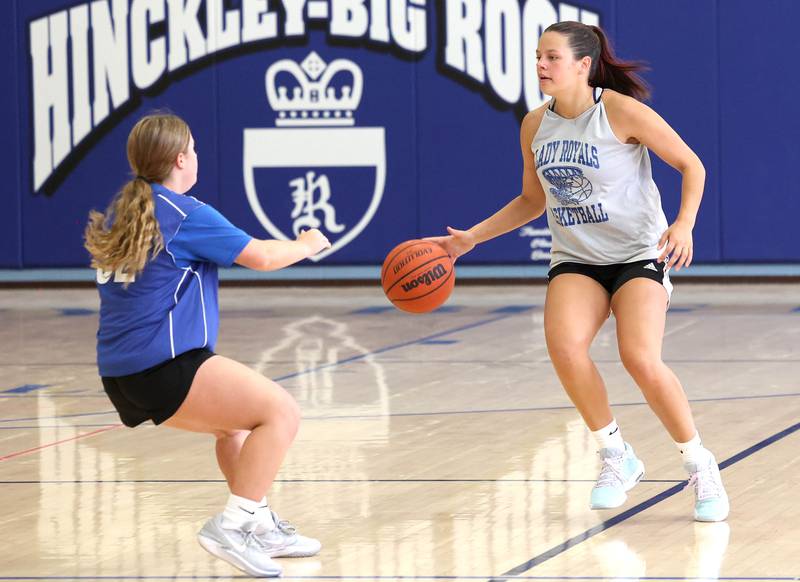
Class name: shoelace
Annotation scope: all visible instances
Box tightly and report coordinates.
[595,454,625,488]
[250,510,298,549]
[245,520,289,551]
[270,509,297,535]
[236,524,265,550]
[687,466,722,501]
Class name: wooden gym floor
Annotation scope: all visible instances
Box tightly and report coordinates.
[1,283,798,580]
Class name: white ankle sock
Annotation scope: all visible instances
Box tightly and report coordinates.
[592,419,625,451]
[256,497,276,529]
[675,433,712,466]
[221,494,261,529]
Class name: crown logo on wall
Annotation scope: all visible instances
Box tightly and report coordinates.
[266,52,363,127]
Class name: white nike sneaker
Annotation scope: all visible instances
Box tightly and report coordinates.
[197,514,282,577]
[256,508,322,558]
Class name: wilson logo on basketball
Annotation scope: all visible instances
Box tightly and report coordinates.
[381,240,455,313]
[392,247,433,275]
[400,264,448,292]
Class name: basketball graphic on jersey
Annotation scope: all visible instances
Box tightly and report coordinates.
[542,166,593,205]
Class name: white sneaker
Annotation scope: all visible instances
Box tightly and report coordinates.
[256,508,322,558]
[197,514,282,577]
[685,455,730,522]
[590,442,645,509]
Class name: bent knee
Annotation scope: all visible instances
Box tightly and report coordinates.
[282,393,301,436]
[620,351,664,383]
[546,338,591,368]
[260,391,300,440]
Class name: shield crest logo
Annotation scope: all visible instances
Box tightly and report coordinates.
[243,52,386,262]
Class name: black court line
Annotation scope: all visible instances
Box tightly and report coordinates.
[298,391,800,420]
[366,358,800,364]
[0,478,684,485]
[489,420,800,581]
[2,391,799,425]
[0,575,797,580]
[2,356,800,368]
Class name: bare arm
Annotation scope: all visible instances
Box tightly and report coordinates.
[605,91,705,270]
[234,229,331,271]
[429,107,548,260]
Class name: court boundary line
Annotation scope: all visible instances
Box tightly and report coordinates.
[0,424,121,462]
[2,356,799,368]
[489,420,800,581]
[1,391,798,424]
[0,575,796,580]
[0,478,684,485]
[298,391,800,421]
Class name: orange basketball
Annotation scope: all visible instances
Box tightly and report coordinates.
[381,239,455,313]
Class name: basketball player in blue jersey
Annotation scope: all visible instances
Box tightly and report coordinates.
[84,113,331,577]
[430,22,728,522]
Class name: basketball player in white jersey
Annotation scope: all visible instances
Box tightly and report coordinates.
[430,21,728,522]
[85,114,331,576]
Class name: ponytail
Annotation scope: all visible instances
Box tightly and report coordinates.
[84,113,190,283]
[589,25,650,101]
[545,21,650,101]
[84,178,164,282]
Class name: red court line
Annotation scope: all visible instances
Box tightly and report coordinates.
[0,424,122,462]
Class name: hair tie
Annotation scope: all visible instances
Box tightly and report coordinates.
[135,175,149,183]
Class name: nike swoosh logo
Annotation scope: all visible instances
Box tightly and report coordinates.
[238,506,255,515]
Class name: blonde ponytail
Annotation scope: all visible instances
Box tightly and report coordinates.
[84,113,191,282]
[84,178,163,277]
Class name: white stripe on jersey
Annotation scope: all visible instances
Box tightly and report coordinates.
[157,194,187,217]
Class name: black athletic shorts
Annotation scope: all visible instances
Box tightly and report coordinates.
[101,348,216,427]
[548,259,672,298]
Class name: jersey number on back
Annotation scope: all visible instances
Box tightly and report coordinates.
[96,268,135,284]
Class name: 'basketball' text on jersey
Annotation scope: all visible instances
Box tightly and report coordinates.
[549,203,610,228]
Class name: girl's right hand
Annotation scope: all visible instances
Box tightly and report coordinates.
[298,228,331,255]
[425,226,476,263]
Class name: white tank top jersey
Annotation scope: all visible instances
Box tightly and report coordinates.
[532,88,669,267]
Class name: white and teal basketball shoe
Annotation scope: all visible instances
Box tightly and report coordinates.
[685,455,730,522]
[590,442,646,509]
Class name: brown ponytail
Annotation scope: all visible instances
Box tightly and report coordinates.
[84,114,191,281]
[545,21,651,101]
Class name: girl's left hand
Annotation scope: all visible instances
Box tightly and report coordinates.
[658,220,694,271]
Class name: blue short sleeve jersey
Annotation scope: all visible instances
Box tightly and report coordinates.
[96,184,252,377]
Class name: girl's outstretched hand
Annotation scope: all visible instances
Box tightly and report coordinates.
[425,227,476,263]
[298,228,331,256]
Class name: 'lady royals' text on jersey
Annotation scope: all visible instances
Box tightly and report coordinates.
[532,88,669,266]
